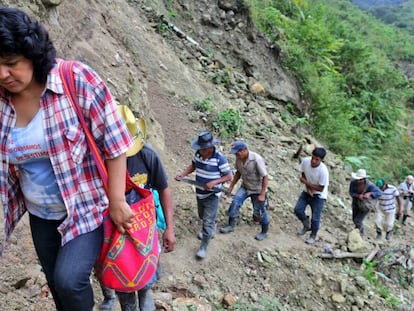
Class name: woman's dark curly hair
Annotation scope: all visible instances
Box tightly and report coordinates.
[0,7,56,84]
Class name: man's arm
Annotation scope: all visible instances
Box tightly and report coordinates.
[158,186,175,253]
[300,172,324,192]
[366,184,383,199]
[175,163,195,180]
[396,195,403,217]
[258,175,268,202]
[206,171,233,190]
[227,171,241,194]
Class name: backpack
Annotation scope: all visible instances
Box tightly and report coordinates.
[139,150,167,230]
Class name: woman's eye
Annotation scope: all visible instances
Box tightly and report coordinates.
[6,61,18,67]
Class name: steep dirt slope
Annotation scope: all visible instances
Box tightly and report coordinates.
[0,1,413,311]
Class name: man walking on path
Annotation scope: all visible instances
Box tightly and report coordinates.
[294,147,329,245]
[219,141,270,241]
[397,175,414,225]
[349,168,382,236]
[175,131,232,259]
[375,178,401,241]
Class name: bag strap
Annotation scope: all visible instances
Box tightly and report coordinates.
[59,61,139,193]
[59,61,110,192]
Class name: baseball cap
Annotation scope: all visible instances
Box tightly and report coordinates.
[230,141,247,154]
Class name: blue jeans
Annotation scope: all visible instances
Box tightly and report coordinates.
[294,191,325,233]
[29,214,102,311]
[227,186,270,225]
[197,194,220,239]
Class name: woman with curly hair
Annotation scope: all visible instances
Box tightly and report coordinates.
[0,7,134,311]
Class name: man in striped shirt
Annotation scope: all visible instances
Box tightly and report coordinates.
[175,131,232,259]
[375,178,402,240]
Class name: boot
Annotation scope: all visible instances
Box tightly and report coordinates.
[375,230,382,240]
[117,292,137,311]
[198,231,215,240]
[359,225,365,236]
[219,217,238,234]
[297,217,311,236]
[196,237,209,259]
[385,231,392,240]
[402,214,408,226]
[197,223,216,240]
[255,223,269,241]
[305,232,317,245]
[100,286,116,311]
[138,288,155,311]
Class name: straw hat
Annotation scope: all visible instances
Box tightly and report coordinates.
[351,169,369,180]
[117,105,147,157]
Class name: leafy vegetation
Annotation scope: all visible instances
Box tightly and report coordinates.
[193,97,214,112]
[212,108,245,138]
[362,259,400,308]
[211,68,235,89]
[193,96,245,138]
[354,0,414,35]
[351,0,405,6]
[245,0,414,180]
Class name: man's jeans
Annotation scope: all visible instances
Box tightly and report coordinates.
[294,191,325,233]
[197,194,220,239]
[227,186,270,225]
[29,214,102,311]
[352,201,369,233]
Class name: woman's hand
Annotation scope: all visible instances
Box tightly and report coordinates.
[109,199,134,234]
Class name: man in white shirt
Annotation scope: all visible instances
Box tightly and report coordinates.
[294,147,329,244]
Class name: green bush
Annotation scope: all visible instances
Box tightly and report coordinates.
[211,68,235,89]
[212,108,245,138]
[194,97,214,112]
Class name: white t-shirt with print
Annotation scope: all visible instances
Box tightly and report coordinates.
[8,109,66,220]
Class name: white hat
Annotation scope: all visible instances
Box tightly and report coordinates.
[406,175,414,181]
[351,169,369,180]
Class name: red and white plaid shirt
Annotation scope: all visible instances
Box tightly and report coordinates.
[0,59,132,253]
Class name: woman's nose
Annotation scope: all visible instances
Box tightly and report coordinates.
[0,65,10,80]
